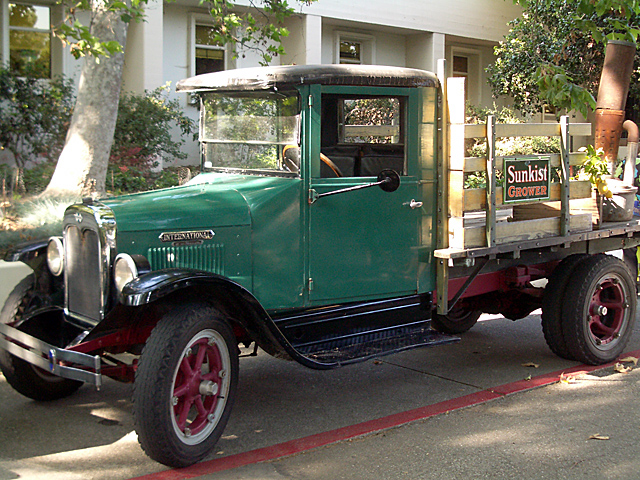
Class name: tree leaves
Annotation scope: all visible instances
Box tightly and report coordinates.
[619,356,639,365]
[0,67,75,168]
[492,0,640,117]
[195,0,316,66]
[54,0,316,64]
[614,355,639,373]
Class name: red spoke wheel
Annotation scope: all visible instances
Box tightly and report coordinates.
[562,255,636,365]
[133,305,238,467]
[171,328,231,444]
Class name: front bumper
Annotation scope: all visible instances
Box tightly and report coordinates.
[0,322,102,388]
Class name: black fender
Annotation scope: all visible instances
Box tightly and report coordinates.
[3,239,64,309]
[4,239,49,270]
[119,269,327,367]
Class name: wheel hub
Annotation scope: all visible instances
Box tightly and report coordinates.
[588,277,627,346]
[593,305,608,316]
[199,380,219,396]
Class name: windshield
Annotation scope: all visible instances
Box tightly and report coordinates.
[200,91,300,175]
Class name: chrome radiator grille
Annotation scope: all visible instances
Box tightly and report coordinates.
[148,244,225,275]
[62,202,116,328]
[65,225,102,322]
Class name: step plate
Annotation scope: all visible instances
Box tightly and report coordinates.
[297,325,460,365]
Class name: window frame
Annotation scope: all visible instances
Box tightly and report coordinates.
[315,86,415,179]
[448,46,482,105]
[5,0,54,78]
[189,13,230,79]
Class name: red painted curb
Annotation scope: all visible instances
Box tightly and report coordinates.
[131,349,640,480]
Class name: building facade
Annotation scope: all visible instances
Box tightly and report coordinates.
[0,0,522,164]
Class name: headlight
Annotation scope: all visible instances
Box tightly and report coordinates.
[47,237,64,276]
[114,254,139,293]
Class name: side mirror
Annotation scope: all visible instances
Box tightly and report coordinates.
[309,169,401,204]
[377,169,401,192]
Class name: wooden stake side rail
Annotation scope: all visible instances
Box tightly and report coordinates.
[436,75,597,314]
[460,122,592,139]
[447,115,593,251]
[437,78,597,250]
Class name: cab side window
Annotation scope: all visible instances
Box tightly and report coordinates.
[319,95,406,178]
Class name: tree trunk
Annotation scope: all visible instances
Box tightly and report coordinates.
[43,1,128,198]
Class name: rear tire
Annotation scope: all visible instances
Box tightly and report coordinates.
[431,307,481,334]
[541,254,588,360]
[562,255,636,365]
[0,275,82,401]
[133,304,238,467]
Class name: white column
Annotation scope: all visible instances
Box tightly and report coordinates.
[406,32,445,73]
[1,0,9,66]
[122,0,164,93]
[304,14,322,65]
[281,13,322,66]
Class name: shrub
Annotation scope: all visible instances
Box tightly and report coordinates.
[466,103,561,157]
[22,162,57,194]
[0,66,75,169]
[112,84,197,166]
[1,83,198,256]
[104,84,198,195]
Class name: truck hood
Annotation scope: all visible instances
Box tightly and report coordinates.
[103,179,252,233]
[102,173,301,233]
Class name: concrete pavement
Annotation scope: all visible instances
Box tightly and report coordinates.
[202,364,640,480]
[0,261,31,306]
[1,310,639,480]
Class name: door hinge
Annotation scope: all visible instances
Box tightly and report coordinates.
[308,189,319,204]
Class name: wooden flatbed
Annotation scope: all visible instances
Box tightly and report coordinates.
[434,73,640,313]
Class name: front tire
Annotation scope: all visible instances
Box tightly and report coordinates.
[562,255,636,365]
[133,304,239,468]
[0,274,82,401]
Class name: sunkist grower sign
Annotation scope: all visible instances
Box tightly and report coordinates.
[503,156,551,204]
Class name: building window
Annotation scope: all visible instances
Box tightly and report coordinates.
[449,48,481,104]
[452,55,468,81]
[9,2,51,78]
[194,24,225,75]
[339,40,361,64]
[452,55,469,100]
[334,32,375,65]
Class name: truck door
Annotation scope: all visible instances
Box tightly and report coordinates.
[307,91,422,303]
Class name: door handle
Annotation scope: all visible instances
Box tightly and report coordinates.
[404,199,423,209]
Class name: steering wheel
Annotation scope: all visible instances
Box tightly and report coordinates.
[282,145,300,173]
[282,146,343,177]
[320,153,343,177]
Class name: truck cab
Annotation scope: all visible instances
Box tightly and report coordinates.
[174,65,439,308]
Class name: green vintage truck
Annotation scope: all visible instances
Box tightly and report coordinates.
[2,65,640,467]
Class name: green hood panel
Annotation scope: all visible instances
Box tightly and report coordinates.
[103,179,252,233]
[103,173,301,234]
[101,173,303,306]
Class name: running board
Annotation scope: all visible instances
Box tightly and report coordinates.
[295,323,459,365]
